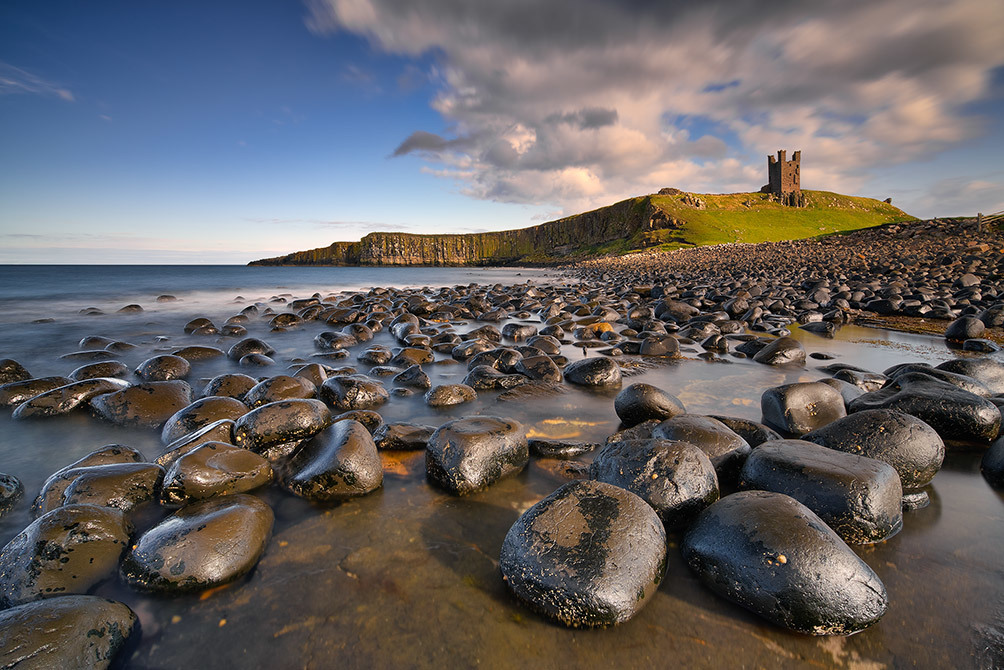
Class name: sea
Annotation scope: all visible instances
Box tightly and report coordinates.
[0,264,1000,668]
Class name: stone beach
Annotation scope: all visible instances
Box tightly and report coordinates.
[0,222,1002,667]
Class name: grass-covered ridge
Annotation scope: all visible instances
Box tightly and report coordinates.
[249,190,914,266]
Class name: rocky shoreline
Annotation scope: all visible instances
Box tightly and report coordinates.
[1,229,1003,665]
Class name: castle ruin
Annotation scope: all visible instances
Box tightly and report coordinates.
[761,149,805,207]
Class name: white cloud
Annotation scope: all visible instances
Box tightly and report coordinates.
[307,0,1004,216]
[0,62,74,101]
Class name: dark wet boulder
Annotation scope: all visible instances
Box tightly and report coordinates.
[944,316,985,342]
[121,494,273,593]
[818,377,865,406]
[239,353,275,367]
[936,358,1004,395]
[319,375,389,411]
[463,365,527,391]
[68,361,129,381]
[848,372,1001,447]
[761,381,847,436]
[243,375,316,408]
[156,419,237,468]
[503,323,537,341]
[170,345,226,361]
[513,355,562,383]
[184,317,216,334]
[452,339,495,361]
[682,491,888,635]
[0,595,137,669]
[528,439,600,459]
[332,409,383,433]
[982,437,1004,488]
[280,420,383,501]
[0,473,22,516]
[0,358,30,384]
[590,438,718,529]
[160,396,249,444]
[614,383,686,427]
[292,363,329,387]
[652,415,751,482]
[59,462,165,515]
[564,357,622,387]
[160,442,272,507]
[359,345,393,365]
[232,399,332,459]
[227,337,275,361]
[832,368,888,392]
[886,363,992,397]
[425,383,477,407]
[426,416,528,495]
[135,354,191,382]
[32,445,146,518]
[391,347,434,367]
[314,330,357,351]
[752,337,806,366]
[637,334,680,357]
[0,376,73,408]
[0,505,131,607]
[803,409,945,491]
[393,364,431,389]
[373,422,436,450]
[707,415,782,447]
[499,480,666,627]
[12,377,130,420]
[90,380,193,428]
[739,440,902,544]
[200,373,258,401]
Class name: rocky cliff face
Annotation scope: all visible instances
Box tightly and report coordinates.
[249,196,678,266]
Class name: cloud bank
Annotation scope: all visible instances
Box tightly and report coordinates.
[307,0,1004,214]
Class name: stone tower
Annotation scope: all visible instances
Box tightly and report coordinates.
[762,149,804,206]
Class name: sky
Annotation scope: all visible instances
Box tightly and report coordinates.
[1,0,1003,264]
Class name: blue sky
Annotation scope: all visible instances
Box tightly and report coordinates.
[2,0,1003,264]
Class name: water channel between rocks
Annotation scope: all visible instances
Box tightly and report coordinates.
[0,268,1001,669]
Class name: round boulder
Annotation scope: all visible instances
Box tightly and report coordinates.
[160,442,273,507]
[564,357,622,387]
[90,380,194,428]
[232,399,332,459]
[652,414,751,482]
[499,480,667,627]
[761,381,847,436]
[614,383,686,427]
[280,420,383,501]
[752,337,806,366]
[682,491,888,635]
[426,416,528,495]
[160,396,249,445]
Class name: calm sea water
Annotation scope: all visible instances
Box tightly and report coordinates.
[0,264,1000,668]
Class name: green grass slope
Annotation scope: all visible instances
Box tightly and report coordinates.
[629,190,914,254]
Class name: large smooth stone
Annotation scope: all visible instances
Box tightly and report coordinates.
[160,396,249,444]
[0,595,137,669]
[564,357,622,387]
[319,375,389,410]
[652,415,751,481]
[227,337,275,361]
[848,372,1001,447]
[614,383,686,427]
[590,438,718,529]
[682,491,888,635]
[12,378,130,419]
[463,365,527,391]
[120,494,273,593]
[425,384,477,407]
[232,399,332,457]
[944,316,985,342]
[90,380,194,428]
[752,337,806,366]
[243,375,316,408]
[0,358,31,384]
[200,373,258,400]
[499,480,667,627]
[134,354,191,381]
[513,355,562,383]
[68,361,130,382]
[280,420,383,501]
[0,505,131,608]
[426,416,528,495]
[59,462,165,515]
[32,445,146,518]
[0,376,73,408]
[739,440,902,544]
[936,358,1004,395]
[393,364,431,389]
[803,409,945,490]
[373,422,436,450]
[170,345,225,361]
[156,419,236,468]
[982,436,1004,488]
[761,381,846,436]
[160,442,273,507]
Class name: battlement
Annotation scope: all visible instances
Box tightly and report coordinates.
[760,149,803,206]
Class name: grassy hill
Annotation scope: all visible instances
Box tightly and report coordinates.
[249,190,914,266]
[573,190,914,258]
